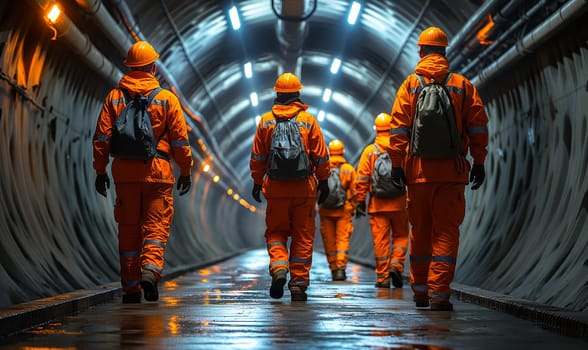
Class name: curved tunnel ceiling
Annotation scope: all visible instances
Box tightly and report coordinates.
[87,0,481,190]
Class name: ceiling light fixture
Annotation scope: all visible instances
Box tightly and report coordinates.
[317,110,326,122]
[322,89,332,103]
[250,92,258,106]
[330,58,341,74]
[347,2,361,25]
[244,62,252,78]
[229,6,241,30]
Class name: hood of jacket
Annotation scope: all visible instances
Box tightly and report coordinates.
[271,101,309,119]
[329,155,346,167]
[414,53,450,82]
[119,70,161,95]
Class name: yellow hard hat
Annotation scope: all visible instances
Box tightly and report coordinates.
[374,113,391,132]
[328,139,345,156]
[417,27,448,47]
[124,41,160,67]
[274,72,303,93]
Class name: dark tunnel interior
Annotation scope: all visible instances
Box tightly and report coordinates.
[0,0,587,312]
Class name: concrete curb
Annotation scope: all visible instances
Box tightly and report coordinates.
[452,282,588,338]
[0,251,244,338]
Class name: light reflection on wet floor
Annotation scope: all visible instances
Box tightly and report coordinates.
[1,249,587,349]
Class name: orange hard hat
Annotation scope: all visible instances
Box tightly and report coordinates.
[417,27,448,47]
[328,139,345,156]
[374,113,391,132]
[124,41,160,67]
[274,72,303,93]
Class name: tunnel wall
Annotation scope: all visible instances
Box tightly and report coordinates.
[455,17,588,311]
[0,5,263,308]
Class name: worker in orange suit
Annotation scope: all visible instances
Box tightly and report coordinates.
[250,72,331,302]
[92,41,193,303]
[355,113,409,289]
[389,27,489,311]
[318,139,357,281]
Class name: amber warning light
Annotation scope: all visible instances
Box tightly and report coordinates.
[46,4,61,24]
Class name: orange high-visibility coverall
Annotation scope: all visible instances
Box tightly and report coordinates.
[318,155,357,273]
[250,102,330,291]
[389,53,489,303]
[93,70,193,294]
[356,133,409,286]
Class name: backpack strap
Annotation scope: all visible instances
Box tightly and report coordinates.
[415,74,426,87]
[119,88,131,104]
[148,87,168,160]
[372,143,382,154]
[147,87,163,104]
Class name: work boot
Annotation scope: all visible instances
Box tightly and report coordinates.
[430,301,453,311]
[389,267,403,288]
[413,294,430,308]
[290,286,308,302]
[140,269,159,302]
[269,269,287,299]
[332,268,346,281]
[122,292,141,304]
[374,280,390,288]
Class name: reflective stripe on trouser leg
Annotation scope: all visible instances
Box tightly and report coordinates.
[407,183,434,296]
[288,197,316,290]
[140,182,174,281]
[319,215,338,270]
[429,183,465,301]
[115,184,144,294]
[335,213,352,269]
[265,198,293,275]
[267,241,289,274]
[385,210,409,273]
[369,214,392,283]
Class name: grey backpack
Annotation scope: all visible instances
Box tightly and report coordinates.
[267,114,312,180]
[110,87,165,160]
[371,144,405,198]
[410,73,462,159]
[321,166,347,209]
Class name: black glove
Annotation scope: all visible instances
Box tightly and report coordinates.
[355,201,366,218]
[176,175,191,196]
[252,183,262,203]
[391,167,406,188]
[469,164,485,190]
[317,179,330,205]
[95,174,110,197]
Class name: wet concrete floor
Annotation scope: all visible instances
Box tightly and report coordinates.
[0,249,587,349]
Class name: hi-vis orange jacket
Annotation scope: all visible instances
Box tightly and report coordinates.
[250,102,330,198]
[389,53,489,184]
[93,71,193,183]
[318,154,357,216]
[356,134,407,213]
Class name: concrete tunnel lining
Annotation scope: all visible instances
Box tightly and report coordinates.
[0,0,586,318]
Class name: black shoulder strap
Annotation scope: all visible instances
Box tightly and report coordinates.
[372,143,381,154]
[119,88,131,104]
[441,73,453,86]
[415,74,426,87]
[147,87,162,105]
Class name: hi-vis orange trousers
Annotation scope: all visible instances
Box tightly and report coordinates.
[319,212,353,271]
[265,197,316,290]
[407,183,465,303]
[369,211,409,284]
[114,182,174,294]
